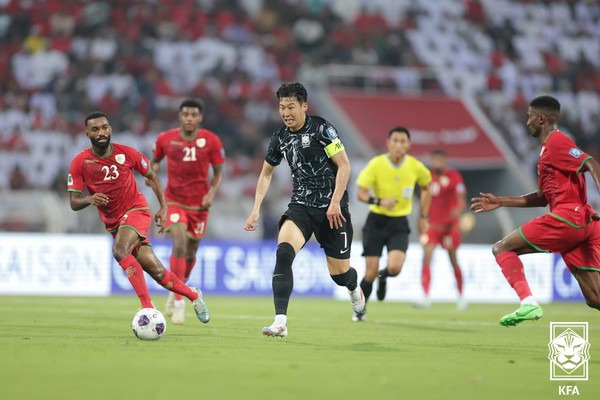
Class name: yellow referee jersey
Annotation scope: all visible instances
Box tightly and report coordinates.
[356,154,431,217]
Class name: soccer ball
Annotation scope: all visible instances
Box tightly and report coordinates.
[131,308,167,340]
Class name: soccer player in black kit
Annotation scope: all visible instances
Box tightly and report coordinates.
[244,82,365,337]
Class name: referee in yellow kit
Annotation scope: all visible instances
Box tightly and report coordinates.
[353,126,432,321]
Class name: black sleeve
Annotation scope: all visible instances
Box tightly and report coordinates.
[265,131,282,166]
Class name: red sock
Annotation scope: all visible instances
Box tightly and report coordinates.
[453,265,463,294]
[422,264,431,295]
[184,256,196,282]
[119,255,153,308]
[169,255,186,301]
[495,252,532,300]
[160,269,199,301]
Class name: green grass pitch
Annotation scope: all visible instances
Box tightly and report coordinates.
[1,296,598,400]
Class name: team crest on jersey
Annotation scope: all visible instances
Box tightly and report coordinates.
[170,213,180,223]
[569,148,583,158]
[67,174,73,185]
[301,134,310,148]
[326,126,338,140]
[196,138,206,148]
[141,158,148,169]
[115,154,126,164]
[440,176,450,187]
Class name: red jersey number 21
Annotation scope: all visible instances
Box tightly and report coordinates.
[183,146,197,161]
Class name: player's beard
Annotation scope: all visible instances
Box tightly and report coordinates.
[90,135,111,149]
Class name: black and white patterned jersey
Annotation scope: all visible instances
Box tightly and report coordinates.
[265,115,349,208]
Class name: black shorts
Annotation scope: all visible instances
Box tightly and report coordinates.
[362,212,410,256]
[279,204,353,259]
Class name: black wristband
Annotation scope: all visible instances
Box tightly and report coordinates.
[368,196,380,206]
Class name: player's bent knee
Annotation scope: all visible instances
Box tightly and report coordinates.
[364,269,378,282]
[145,264,165,281]
[491,241,505,257]
[274,242,295,273]
[112,246,131,262]
[171,243,186,257]
[387,266,402,277]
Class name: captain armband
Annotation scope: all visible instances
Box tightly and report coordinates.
[324,138,344,158]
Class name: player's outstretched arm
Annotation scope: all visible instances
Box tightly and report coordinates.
[470,192,501,213]
[585,157,600,195]
[244,161,275,231]
[69,191,108,211]
[471,190,547,213]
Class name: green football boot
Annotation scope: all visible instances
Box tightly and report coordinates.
[499,304,543,327]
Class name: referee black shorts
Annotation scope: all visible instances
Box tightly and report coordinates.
[362,212,410,257]
[278,204,353,260]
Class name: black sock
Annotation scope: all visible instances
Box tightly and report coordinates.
[360,277,373,302]
[273,242,295,315]
[379,267,390,278]
[330,267,358,291]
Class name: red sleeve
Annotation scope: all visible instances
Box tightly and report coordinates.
[124,145,151,177]
[453,171,466,194]
[67,155,85,192]
[208,133,226,166]
[152,133,166,162]
[547,134,590,173]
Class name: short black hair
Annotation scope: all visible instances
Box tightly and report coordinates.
[85,111,108,126]
[431,148,446,156]
[179,99,204,113]
[388,126,410,139]
[276,82,308,103]
[529,95,560,114]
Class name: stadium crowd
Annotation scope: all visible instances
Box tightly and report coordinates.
[1,0,599,227]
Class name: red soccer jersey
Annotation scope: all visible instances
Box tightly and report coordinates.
[429,168,465,225]
[152,128,225,207]
[67,143,150,229]
[538,130,594,222]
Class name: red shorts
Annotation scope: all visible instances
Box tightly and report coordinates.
[520,214,600,274]
[108,208,152,250]
[165,203,209,240]
[424,226,461,249]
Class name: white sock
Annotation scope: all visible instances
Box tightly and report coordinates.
[274,314,287,326]
[174,299,185,307]
[520,296,538,306]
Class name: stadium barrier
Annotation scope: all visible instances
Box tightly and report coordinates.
[0,233,583,302]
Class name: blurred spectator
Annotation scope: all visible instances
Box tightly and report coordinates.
[1,0,598,202]
[9,164,29,190]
